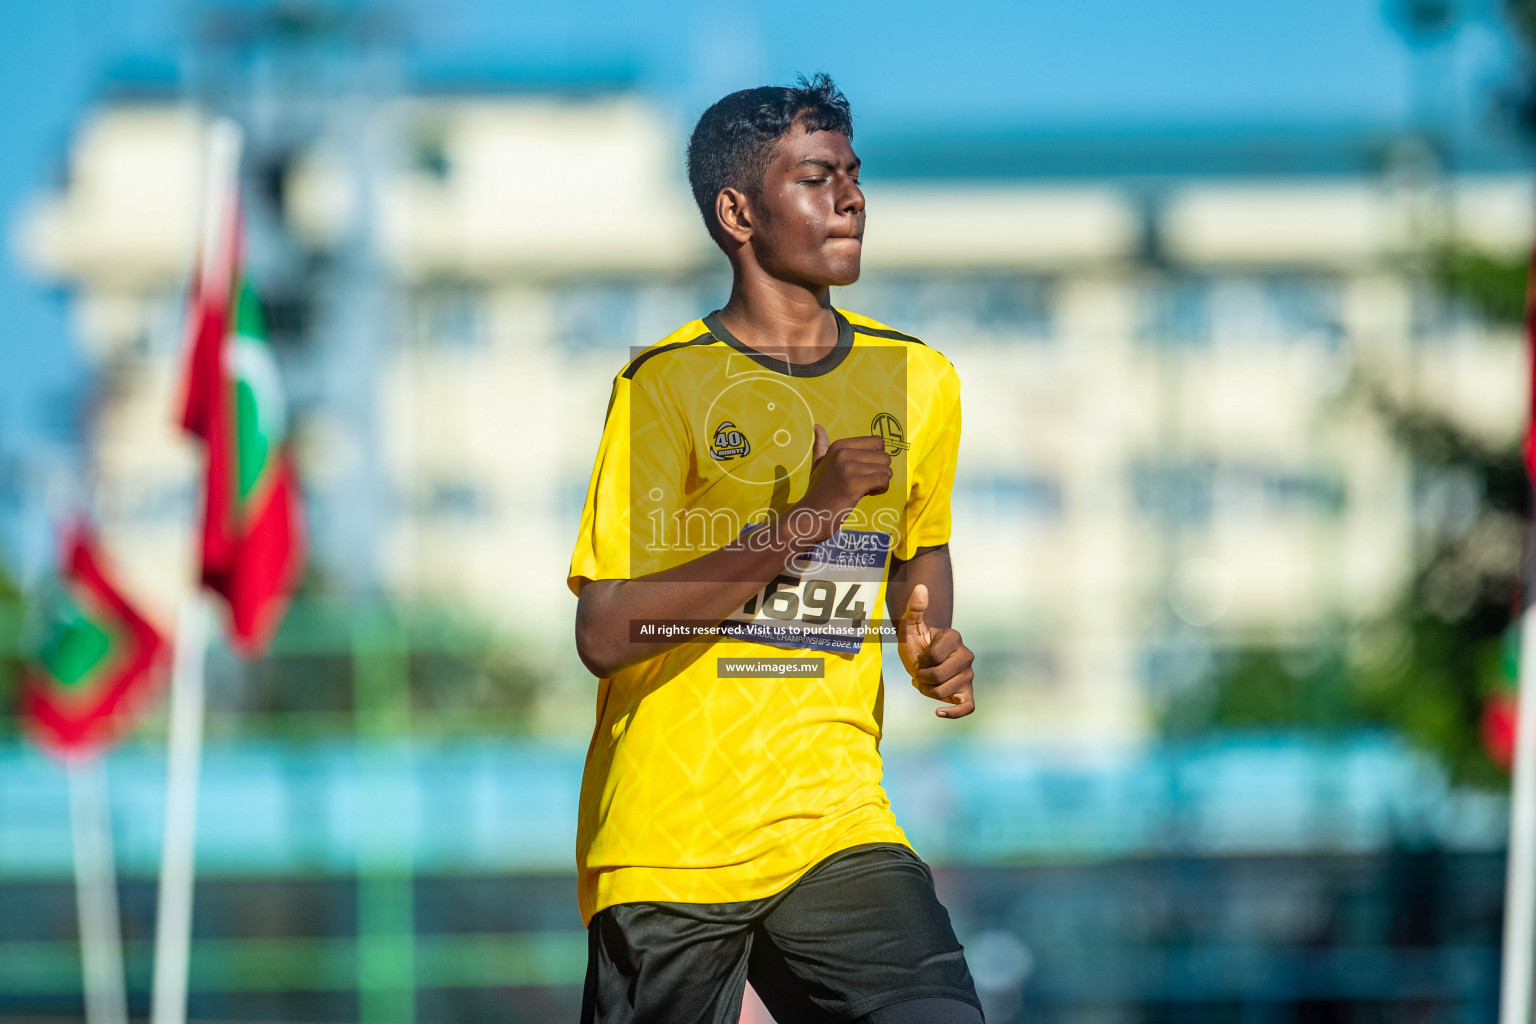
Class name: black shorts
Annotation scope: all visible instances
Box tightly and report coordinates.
[580,843,981,1024]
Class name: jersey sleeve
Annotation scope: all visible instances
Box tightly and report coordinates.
[895,360,961,560]
[567,373,692,594]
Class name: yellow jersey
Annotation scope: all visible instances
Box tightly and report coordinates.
[567,307,961,924]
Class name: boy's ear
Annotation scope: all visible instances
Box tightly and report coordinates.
[714,187,755,245]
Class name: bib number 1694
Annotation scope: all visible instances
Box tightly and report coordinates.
[740,575,868,626]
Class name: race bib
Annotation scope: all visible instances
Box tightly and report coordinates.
[720,529,891,654]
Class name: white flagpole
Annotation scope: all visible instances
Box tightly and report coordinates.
[150,115,241,1024]
[67,756,128,1024]
[1502,601,1536,1024]
[150,592,209,1024]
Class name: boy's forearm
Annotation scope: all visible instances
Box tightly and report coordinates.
[885,544,953,629]
[575,516,819,677]
[576,432,898,678]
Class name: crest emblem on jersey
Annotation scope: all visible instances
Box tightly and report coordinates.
[870,412,909,457]
[709,421,751,461]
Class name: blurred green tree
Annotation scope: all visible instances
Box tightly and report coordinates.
[1161,2,1533,787]
[1348,387,1525,787]
[0,559,21,741]
[1343,0,1534,785]
[1163,384,1524,788]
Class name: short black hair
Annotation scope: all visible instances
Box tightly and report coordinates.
[686,72,853,243]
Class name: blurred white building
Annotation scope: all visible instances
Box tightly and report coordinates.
[17,92,1530,748]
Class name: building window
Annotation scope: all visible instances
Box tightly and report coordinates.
[1139,275,1212,347]
[408,129,452,182]
[1249,274,1344,347]
[958,472,1064,521]
[552,284,639,353]
[851,273,1055,340]
[1139,634,1217,691]
[1131,459,1216,524]
[412,286,485,349]
[1251,467,1346,515]
[1131,458,1345,525]
[1139,274,1343,348]
[415,482,492,522]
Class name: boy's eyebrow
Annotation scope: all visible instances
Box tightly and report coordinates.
[796,157,861,172]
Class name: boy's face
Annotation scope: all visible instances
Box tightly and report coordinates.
[746,125,865,288]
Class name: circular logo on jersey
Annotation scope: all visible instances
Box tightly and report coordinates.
[703,378,815,485]
[709,420,752,461]
[871,412,909,457]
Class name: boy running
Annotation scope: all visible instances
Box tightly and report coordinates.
[569,73,981,1024]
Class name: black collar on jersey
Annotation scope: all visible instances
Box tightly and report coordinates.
[702,308,854,378]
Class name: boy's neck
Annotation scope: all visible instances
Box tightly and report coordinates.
[715,277,840,366]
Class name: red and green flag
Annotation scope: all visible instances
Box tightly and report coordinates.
[1501,243,1536,771]
[180,188,305,658]
[21,526,168,756]
[1484,625,1521,771]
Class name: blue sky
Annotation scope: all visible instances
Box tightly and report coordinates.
[424,0,1517,127]
[0,0,1526,576]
